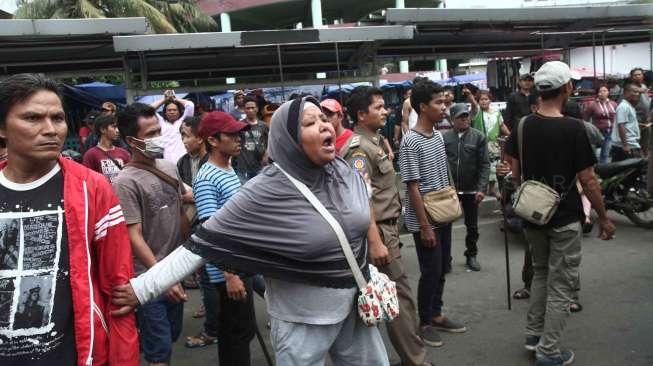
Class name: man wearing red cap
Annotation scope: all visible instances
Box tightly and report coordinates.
[193,111,257,366]
[320,99,353,152]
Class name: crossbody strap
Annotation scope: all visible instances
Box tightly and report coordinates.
[517,116,527,182]
[273,163,367,289]
[127,161,179,191]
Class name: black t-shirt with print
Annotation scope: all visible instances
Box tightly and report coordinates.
[234,120,269,179]
[0,165,76,365]
[505,114,597,228]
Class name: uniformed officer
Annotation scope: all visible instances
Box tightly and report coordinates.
[343,86,433,366]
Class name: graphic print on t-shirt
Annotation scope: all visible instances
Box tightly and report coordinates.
[0,210,63,339]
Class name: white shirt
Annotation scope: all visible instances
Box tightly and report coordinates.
[157,101,194,164]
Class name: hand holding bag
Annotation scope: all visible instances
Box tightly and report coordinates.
[274,163,399,326]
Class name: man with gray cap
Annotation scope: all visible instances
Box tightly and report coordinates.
[505,61,615,366]
[443,103,490,272]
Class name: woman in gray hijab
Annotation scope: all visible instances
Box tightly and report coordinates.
[112,97,390,365]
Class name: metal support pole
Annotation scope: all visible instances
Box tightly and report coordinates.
[311,0,324,29]
[650,31,652,72]
[396,0,409,73]
[138,52,147,91]
[540,34,544,58]
[122,56,135,104]
[276,44,286,100]
[592,32,597,80]
[335,42,343,106]
[220,13,231,32]
[602,32,606,80]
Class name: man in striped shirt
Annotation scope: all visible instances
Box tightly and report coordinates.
[193,111,256,366]
[399,80,467,348]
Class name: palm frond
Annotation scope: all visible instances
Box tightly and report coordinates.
[165,1,218,33]
[76,0,105,18]
[14,0,58,19]
[109,0,176,33]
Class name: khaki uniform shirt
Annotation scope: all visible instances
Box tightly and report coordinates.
[342,126,401,222]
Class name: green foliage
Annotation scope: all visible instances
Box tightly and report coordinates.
[14,0,218,33]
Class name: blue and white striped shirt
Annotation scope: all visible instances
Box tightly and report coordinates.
[193,162,241,283]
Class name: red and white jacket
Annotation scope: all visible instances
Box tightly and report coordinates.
[0,157,139,366]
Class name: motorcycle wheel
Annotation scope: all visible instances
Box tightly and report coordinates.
[624,189,653,229]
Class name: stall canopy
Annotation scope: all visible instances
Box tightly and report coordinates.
[75,82,127,104]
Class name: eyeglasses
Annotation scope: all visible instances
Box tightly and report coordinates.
[102,108,115,113]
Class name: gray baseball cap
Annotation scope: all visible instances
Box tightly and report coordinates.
[450,103,470,119]
[534,61,578,91]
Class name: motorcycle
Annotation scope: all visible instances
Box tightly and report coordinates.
[595,157,653,228]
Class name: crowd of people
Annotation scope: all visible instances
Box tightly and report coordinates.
[0,59,649,366]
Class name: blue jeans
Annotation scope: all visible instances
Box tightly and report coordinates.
[136,297,184,363]
[599,130,612,164]
[413,223,452,325]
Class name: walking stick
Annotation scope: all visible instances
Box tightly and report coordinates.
[498,137,512,310]
[254,323,274,366]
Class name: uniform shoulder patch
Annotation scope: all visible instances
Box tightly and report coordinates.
[350,155,367,173]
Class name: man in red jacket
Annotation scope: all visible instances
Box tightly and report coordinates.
[0,73,139,366]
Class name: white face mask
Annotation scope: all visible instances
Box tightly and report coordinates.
[132,136,165,159]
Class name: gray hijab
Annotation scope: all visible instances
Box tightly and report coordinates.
[185,97,370,288]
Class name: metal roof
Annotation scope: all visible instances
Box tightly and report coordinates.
[380,4,653,60]
[0,18,148,36]
[114,26,414,96]
[113,25,414,51]
[386,4,653,24]
[0,18,149,78]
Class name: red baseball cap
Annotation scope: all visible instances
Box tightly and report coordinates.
[320,99,343,114]
[198,111,249,139]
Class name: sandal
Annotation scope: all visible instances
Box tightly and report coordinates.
[570,301,583,313]
[513,288,531,300]
[192,305,205,318]
[185,332,217,348]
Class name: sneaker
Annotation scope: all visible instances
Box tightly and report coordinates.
[466,256,481,271]
[524,335,540,351]
[419,325,443,347]
[431,317,467,333]
[535,350,575,366]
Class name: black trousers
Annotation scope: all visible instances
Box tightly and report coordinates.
[216,278,256,366]
[458,194,480,258]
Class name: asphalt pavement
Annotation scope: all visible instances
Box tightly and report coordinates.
[157,210,653,366]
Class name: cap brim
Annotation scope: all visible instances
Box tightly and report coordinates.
[223,120,251,134]
[453,112,470,119]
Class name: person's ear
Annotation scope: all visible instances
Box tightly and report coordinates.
[357,109,367,124]
[207,135,219,148]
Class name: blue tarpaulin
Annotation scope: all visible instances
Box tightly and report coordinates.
[75,81,126,104]
[381,80,412,90]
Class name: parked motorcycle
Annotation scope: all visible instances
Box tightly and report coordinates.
[595,157,653,228]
